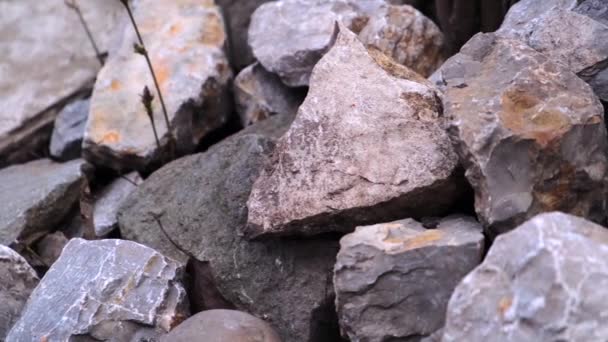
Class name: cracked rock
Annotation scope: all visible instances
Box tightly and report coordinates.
[442,212,608,342]
[6,238,188,342]
[246,25,461,238]
[50,98,90,161]
[334,216,484,342]
[433,33,608,235]
[93,172,142,237]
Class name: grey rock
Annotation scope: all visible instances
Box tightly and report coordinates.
[246,25,461,238]
[50,99,90,161]
[0,245,39,340]
[34,231,68,267]
[0,0,122,167]
[334,216,484,342]
[6,238,189,342]
[442,212,608,342]
[93,172,142,237]
[0,159,84,245]
[118,134,340,342]
[434,33,608,235]
[234,63,305,127]
[234,110,297,141]
[160,309,281,342]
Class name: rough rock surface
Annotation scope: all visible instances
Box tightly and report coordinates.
[334,216,484,342]
[442,212,608,342]
[0,159,84,245]
[234,62,305,126]
[50,98,90,161]
[433,33,608,235]
[119,134,341,342]
[84,0,232,171]
[160,310,281,342]
[246,25,461,238]
[0,245,39,340]
[6,238,188,342]
[93,172,142,237]
[34,231,68,267]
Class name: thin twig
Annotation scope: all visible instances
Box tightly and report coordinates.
[152,215,195,259]
[141,86,161,150]
[65,0,104,66]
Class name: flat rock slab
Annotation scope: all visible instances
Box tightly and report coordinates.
[334,216,484,342]
[0,159,84,245]
[246,25,461,238]
[50,98,90,161]
[442,212,608,341]
[6,238,188,342]
[93,172,142,237]
[0,245,39,340]
[84,0,232,171]
[433,33,608,235]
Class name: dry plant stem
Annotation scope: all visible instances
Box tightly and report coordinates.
[65,1,104,66]
[153,215,195,259]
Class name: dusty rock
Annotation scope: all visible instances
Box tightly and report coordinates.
[34,231,69,267]
[0,0,122,167]
[84,0,232,171]
[442,212,608,341]
[234,63,305,126]
[246,25,461,238]
[6,238,188,342]
[50,98,90,161]
[0,245,39,340]
[334,216,484,342]
[119,134,341,342]
[433,33,608,235]
[93,172,142,237]
[0,159,84,245]
[161,310,281,342]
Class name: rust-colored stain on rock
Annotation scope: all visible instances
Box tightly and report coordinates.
[200,13,225,46]
[110,79,121,91]
[101,131,120,144]
[498,296,513,318]
[384,229,444,249]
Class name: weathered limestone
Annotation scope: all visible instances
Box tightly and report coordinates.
[93,172,142,237]
[50,99,90,161]
[34,231,68,267]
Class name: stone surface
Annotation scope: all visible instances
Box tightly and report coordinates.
[119,134,341,342]
[160,310,281,342]
[0,159,84,245]
[334,216,484,342]
[359,4,445,77]
[50,98,90,161]
[246,25,461,238]
[0,245,39,340]
[433,33,608,235]
[234,62,305,126]
[0,0,122,167]
[6,238,188,342]
[84,0,233,171]
[93,172,142,237]
[34,231,68,267]
[442,212,608,341]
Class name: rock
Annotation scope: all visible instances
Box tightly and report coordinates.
[433,33,608,235]
[118,134,341,342]
[93,172,142,237]
[246,25,461,238]
[0,159,84,245]
[235,110,297,141]
[442,212,608,341]
[34,231,69,267]
[334,216,484,342]
[6,238,188,342]
[498,0,608,101]
[0,0,122,167]
[160,310,281,342]
[0,245,39,340]
[84,0,233,172]
[234,63,305,126]
[50,98,90,161]
[358,4,445,77]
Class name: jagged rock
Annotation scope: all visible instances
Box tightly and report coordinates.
[0,0,122,167]
[93,172,142,237]
[246,25,461,238]
[118,134,341,342]
[433,33,608,235]
[498,0,608,101]
[442,212,608,341]
[161,310,281,342]
[0,245,39,340]
[6,238,188,342]
[235,110,297,140]
[358,4,445,77]
[0,159,84,245]
[84,0,232,171]
[334,216,484,342]
[234,63,305,126]
[50,98,90,161]
[34,231,68,267]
